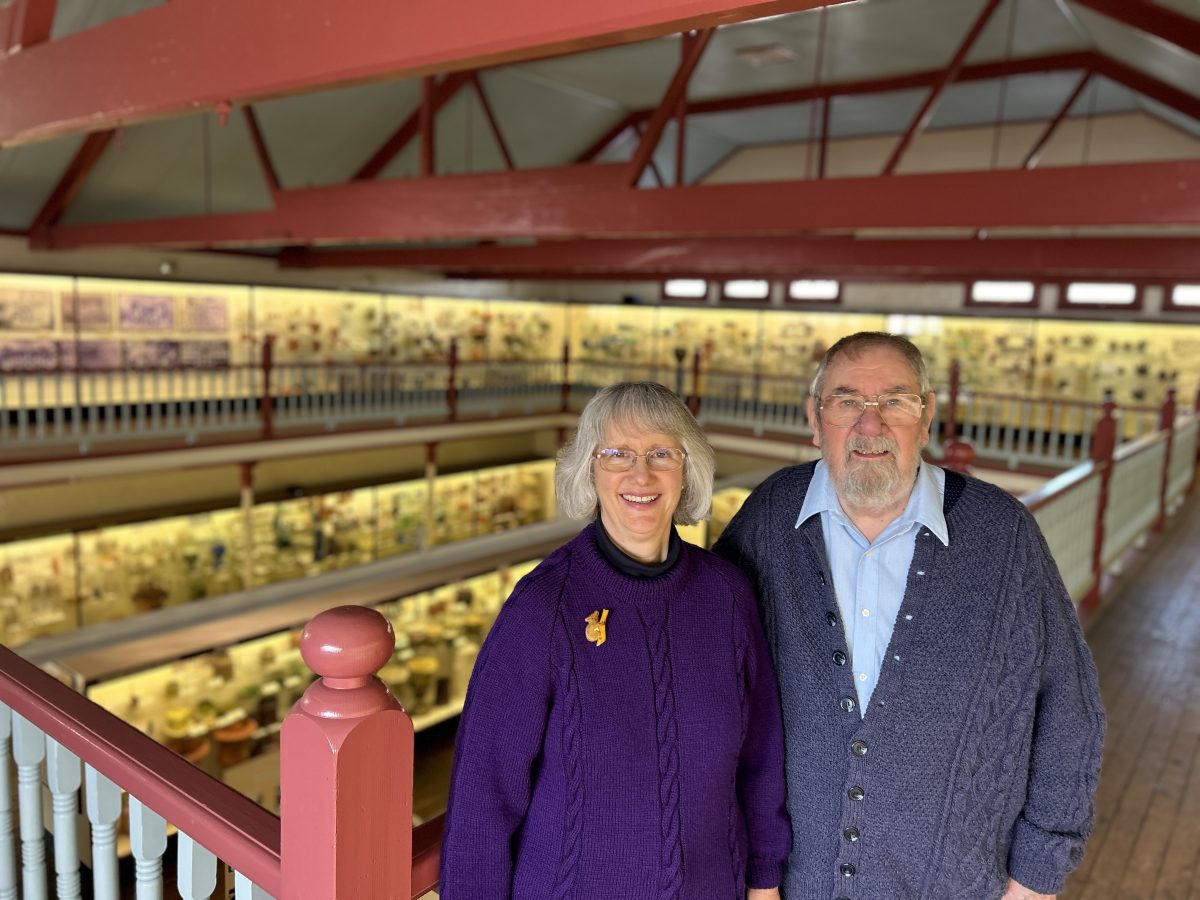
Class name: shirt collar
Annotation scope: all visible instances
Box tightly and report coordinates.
[795,459,950,547]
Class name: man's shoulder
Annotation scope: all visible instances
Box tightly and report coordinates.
[950,470,1032,519]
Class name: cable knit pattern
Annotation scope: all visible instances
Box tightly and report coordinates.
[440,525,790,899]
[713,462,1105,900]
[649,619,684,899]
[551,655,584,900]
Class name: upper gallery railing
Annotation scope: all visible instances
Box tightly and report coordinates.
[1,340,1195,471]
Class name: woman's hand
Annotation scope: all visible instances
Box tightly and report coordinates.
[1001,878,1055,899]
[747,889,781,900]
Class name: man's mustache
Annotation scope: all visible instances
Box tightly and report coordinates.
[845,436,898,455]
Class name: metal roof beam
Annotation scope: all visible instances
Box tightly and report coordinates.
[281,235,1200,280]
[29,130,116,234]
[882,0,1003,174]
[37,160,1200,250]
[1022,71,1092,169]
[1090,55,1200,122]
[2,0,56,53]
[0,0,849,148]
[354,71,472,181]
[1073,0,1200,58]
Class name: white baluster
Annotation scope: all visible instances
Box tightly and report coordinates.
[0,702,16,900]
[176,831,216,900]
[85,767,121,900]
[12,713,47,900]
[233,870,273,900]
[45,739,82,900]
[128,797,167,900]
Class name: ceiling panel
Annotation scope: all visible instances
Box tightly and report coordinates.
[0,134,87,229]
[60,114,272,224]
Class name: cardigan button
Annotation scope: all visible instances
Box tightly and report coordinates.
[840,697,856,713]
[826,611,838,626]
[850,740,868,757]
[840,863,857,877]
[833,650,847,666]
[848,786,865,801]
[843,826,860,842]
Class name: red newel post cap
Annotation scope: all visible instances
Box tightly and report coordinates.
[300,606,395,690]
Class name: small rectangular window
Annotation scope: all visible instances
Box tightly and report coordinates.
[1167,284,1200,309]
[969,280,1036,305]
[722,279,770,302]
[786,279,840,303]
[1063,282,1137,306]
[662,278,708,301]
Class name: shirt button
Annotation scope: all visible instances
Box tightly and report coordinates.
[861,608,870,617]
[826,611,838,627]
[833,650,847,666]
[840,697,856,713]
[858,672,868,682]
[848,786,865,801]
[840,863,857,877]
[843,826,860,842]
[851,740,868,757]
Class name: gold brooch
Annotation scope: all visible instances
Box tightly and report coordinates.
[585,609,609,647]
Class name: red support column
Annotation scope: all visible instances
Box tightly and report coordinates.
[560,341,571,413]
[1155,387,1177,531]
[688,349,702,416]
[1083,400,1118,608]
[945,359,961,442]
[260,335,275,439]
[280,606,413,900]
[940,360,975,473]
[447,337,458,421]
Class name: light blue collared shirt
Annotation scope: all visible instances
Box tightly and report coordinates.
[796,460,949,715]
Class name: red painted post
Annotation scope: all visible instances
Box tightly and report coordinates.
[560,341,571,413]
[688,348,702,416]
[447,338,459,421]
[1154,387,1177,532]
[1083,400,1118,608]
[260,335,275,439]
[280,605,413,900]
[945,359,961,442]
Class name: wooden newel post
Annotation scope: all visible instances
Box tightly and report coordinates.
[260,335,275,440]
[281,606,414,900]
[447,338,459,422]
[1083,400,1118,608]
[1155,387,1178,532]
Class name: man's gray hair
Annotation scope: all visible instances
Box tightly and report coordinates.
[810,331,931,399]
[555,381,716,525]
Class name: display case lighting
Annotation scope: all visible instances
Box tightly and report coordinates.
[1065,282,1137,305]
[1171,285,1200,307]
[724,279,770,300]
[787,279,839,301]
[663,278,708,299]
[971,281,1035,304]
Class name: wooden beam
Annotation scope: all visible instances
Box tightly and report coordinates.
[38,160,1200,250]
[242,106,282,195]
[1022,72,1091,169]
[354,72,471,181]
[29,130,116,234]
[1073,0,1200,58]
[471,73,515,170]
[0,0,851,148]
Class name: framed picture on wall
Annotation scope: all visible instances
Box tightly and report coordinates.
[180,340,231,368]
[62,293,113,331]
[0,340,59,371]
[119,294,175,331]
[186,296,230,332]
[0,290,55,331]
[124,340,181,368]
[58,340,123,370]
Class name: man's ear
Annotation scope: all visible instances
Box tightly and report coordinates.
[920,390,937,447]
[806,395,822,448]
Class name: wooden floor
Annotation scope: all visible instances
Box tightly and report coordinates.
[1063,491,1200,900]
[406,489,1200,898]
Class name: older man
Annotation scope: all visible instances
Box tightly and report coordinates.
[714,332,1104,900]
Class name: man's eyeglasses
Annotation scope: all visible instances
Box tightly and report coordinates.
[818,392,926,428]
[593,447,687,472]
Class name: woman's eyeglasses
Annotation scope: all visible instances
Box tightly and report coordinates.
[818,392,925,427]
[593,447,687,472]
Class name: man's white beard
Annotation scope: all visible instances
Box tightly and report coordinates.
[830,434,914,512]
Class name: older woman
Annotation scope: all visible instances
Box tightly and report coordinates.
[440,382,789,900]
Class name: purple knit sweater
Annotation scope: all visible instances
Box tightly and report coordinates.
[440,524,791,899]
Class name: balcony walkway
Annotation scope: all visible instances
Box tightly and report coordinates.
[1063,484,1200,899]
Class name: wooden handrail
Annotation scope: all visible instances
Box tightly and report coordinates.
[0,644,282,895]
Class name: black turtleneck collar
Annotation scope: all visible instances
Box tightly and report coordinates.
[594,516,682,578]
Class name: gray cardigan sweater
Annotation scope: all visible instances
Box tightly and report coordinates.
[713,462,1105,900]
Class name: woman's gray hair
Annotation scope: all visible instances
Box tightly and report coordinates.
[555,381,716,525]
